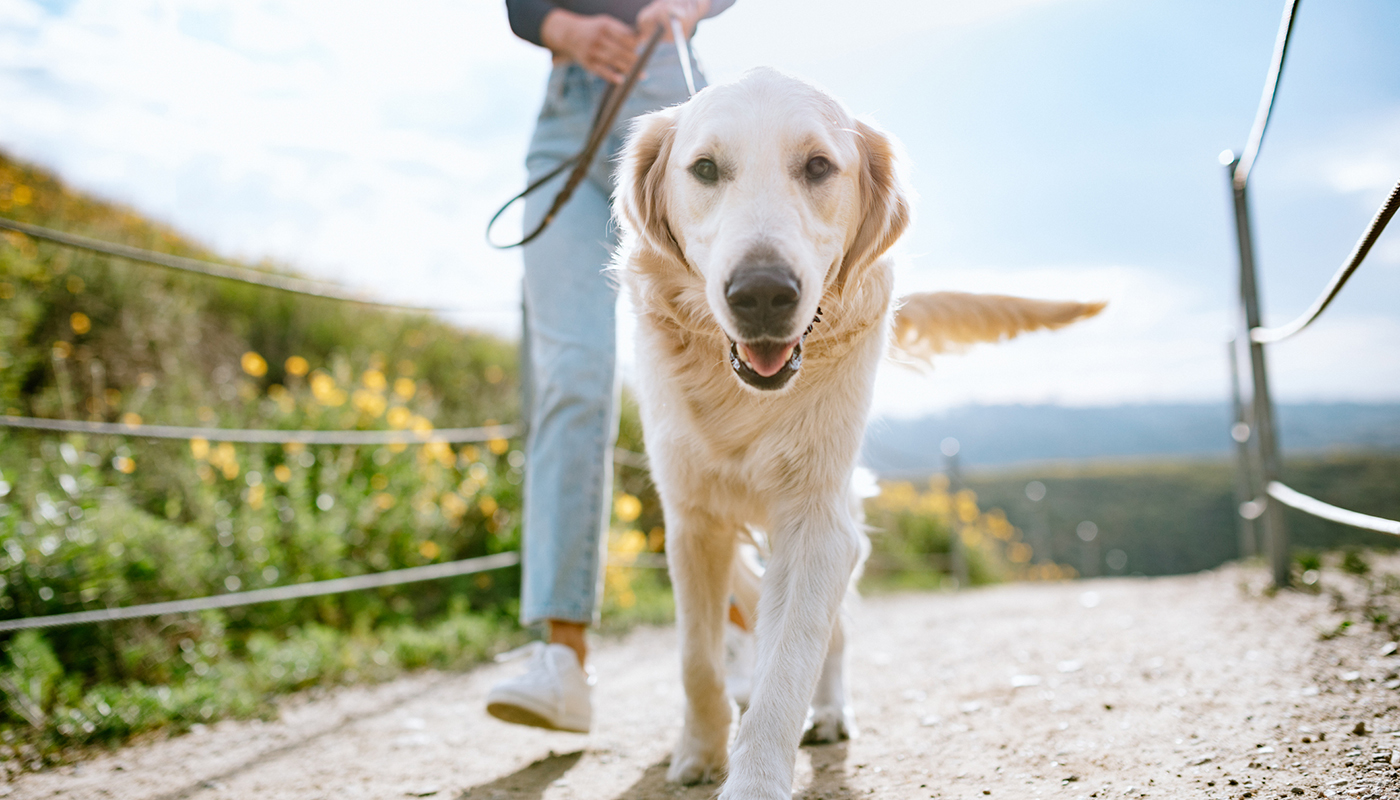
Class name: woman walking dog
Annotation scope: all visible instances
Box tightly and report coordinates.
[486,0,735,733]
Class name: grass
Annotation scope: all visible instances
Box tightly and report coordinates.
[0,151,669,768]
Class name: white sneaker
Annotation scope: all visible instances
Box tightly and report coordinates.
[724,621,755,711]
[486,642,594,733]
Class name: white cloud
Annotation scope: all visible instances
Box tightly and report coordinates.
[696,0,1074,82]
[0,0,546,326]
[1317,111,1400,196]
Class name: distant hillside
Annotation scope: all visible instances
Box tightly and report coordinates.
[955,452,1400,577]
[862,403,1400,473]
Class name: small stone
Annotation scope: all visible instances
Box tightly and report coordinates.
[1380,642,1398,657]
[1353,722,1368,736]
[1290,788,1304,796]
[1340,671,1361,682]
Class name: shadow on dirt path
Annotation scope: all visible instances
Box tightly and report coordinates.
[796,742,855,800]
[458,750,583,800]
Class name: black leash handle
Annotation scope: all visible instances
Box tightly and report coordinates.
[487,26,666,249]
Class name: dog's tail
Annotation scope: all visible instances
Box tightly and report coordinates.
[891,291,1106,364]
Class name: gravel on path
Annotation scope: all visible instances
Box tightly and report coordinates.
[6,563,1399,800]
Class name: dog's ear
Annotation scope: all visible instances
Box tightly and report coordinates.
[835,119,911,293]
[616,108,684,263]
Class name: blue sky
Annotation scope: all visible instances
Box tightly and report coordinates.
[1,0,1396,417]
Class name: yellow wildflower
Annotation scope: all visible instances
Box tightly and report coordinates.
[361,369,387,391]
[614,493,642,523]
[386,406,412,429]
[241,352,268,378]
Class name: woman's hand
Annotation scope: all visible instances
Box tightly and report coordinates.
[540,9,639,84]
[635,0,711,45]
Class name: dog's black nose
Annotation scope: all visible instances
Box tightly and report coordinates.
[726,267,800,338]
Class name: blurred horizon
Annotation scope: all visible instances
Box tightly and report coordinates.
[860,399,1400,474]
[1,0,1397,417]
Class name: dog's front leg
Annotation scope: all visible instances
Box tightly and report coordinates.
[802,610,856,743]
[721,503,859,800]
[666,506,736,785]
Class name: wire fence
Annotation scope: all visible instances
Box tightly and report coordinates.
[0,414,519,446]
[1223,0,1400,588]
[0,217,442,313]
[0,199,663,635]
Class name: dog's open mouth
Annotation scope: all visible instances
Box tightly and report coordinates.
[730,338,803,390]
[727,309,821,391]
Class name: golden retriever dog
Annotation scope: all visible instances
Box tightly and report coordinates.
[614,67,1103,799]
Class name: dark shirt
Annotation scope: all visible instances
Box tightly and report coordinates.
[506,0,735,48]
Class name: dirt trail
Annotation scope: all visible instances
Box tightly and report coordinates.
[6,565,1399,800]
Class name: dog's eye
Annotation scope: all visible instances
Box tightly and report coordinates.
[691,158,719,183]
[805,156,832,181]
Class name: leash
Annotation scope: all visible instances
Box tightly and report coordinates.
[487,19,700,249]
[488,24,673,249]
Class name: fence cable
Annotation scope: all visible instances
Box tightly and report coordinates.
[0,414,518,446]
[0,415,657,471]
[1250,178,1400,343]
[0,216,442,313]
[1232,0,1300,191]
[1266,481,1400,536]
[0,552,522,633]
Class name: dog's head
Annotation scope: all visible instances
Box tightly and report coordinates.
[616,68,910,392]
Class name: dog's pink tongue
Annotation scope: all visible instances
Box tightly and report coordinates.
[739,341,797,378]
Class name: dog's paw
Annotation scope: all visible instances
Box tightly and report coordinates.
[666,748,725,785]
[717,771,789,800]
[801,705,856,745]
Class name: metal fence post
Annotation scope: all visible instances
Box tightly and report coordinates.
[942,438,971,589]
[1227,338,1258,559]
[1225,157,1290,588]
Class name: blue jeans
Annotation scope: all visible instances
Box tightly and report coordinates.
[519,44,704,626]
